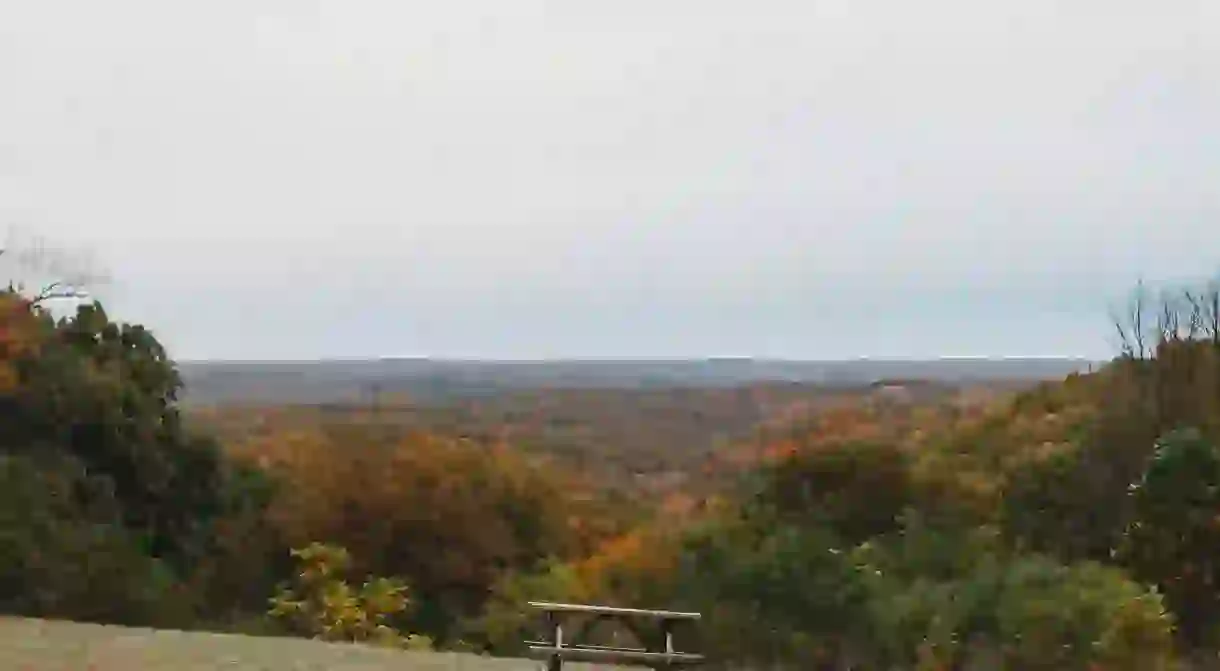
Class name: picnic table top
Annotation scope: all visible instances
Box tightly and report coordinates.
[527,602,701,620]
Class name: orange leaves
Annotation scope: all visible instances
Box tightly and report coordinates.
[0,292,40,356]
[756,439,797,463]
[659,492,697,518]
[814,405,890,444]
[573,524,683,602]
[225,420,595,633]
[0,291,45,394]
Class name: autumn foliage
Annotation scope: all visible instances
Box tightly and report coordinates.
[226,423,614,643]
[7,276,1220,669]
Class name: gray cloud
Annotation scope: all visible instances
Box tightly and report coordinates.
[1,0,1216,359]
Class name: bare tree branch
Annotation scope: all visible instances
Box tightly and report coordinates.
[1184,289,1205,339]
[1,226,107,308]
[1207,280,1220,346]
[1111,279,1152,360]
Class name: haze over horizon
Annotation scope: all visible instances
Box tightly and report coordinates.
[176,354,1100,364]
[3,1,1216,361]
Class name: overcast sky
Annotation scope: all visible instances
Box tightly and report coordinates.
[2,1,1216,360]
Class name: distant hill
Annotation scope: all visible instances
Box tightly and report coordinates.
[176,357,1099,406]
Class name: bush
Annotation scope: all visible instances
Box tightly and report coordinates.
[869,553,1176,670]
[990,557,1174,670]
[668,499,1177,670]
[268,542,433,651]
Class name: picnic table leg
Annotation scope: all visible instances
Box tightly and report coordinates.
[641,619,675,671]
[546,611,563,671]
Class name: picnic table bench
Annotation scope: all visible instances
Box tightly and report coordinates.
[526,601,704,670]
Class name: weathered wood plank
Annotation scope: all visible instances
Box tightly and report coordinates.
[527,602,701,620]
[525,641,648,653]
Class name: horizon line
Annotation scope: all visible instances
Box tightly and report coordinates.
[176,354,1106,365]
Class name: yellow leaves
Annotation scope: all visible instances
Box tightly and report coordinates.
[268,542,425,650]
[999,439,1077,475]
[909,450,1001,520]
[292,542,353,581]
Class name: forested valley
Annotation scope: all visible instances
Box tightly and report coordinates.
[4,276,1220,669]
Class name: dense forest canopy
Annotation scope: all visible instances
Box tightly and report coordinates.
[3,272,1220,669]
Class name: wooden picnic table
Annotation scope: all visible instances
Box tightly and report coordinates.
[525,601,704,670]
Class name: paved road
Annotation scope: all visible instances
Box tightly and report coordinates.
[0,617,637,671]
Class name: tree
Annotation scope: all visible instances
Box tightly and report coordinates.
[1119,428,1220,647]
[0,286,256,626]
[674,514,875,669]
[1109,277,1220,439]
[461,558,590,654]
[743,438,913,544]
[237,426,587,644]
[0,452,190,627]
[1002,448,1123,563]
[5,300,228,570]
[183,462,290,626]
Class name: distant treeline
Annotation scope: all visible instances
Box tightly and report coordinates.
[176,357,1095,405]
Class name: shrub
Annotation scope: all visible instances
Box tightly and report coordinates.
[870,553,1176,670]
[990,557,1175,670]
[268,542,432,651]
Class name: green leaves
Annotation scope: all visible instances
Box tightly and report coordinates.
[745,439,913,544]
[664,442,1180,670]
[1119,428,1220,647]
[855,538,1175,670]
[0,453,193,627]
[987,558,1173,671]
[1001,448,1122,562]
[0,296,225,569]
[0,289,268,628]
[462,558,589,654]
